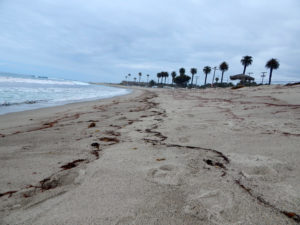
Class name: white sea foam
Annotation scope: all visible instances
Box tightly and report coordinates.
[0,75,130,115]
[0,76,89,86]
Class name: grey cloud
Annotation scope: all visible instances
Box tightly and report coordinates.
[0,0,299,83]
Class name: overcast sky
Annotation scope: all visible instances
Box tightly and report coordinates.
[0,0,299,83]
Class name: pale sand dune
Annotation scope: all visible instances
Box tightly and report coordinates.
[0,85,299,224]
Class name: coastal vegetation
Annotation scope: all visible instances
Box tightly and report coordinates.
[190,68,197,87]
[265,58,280,85]
[156,72,169,84]
[203,66,211,86]
[171,71,176,85]
[219,62,229,84]
[173,68,191,87]
[138,72,142,83]
[241,55,253,74]
[122,56,280,88]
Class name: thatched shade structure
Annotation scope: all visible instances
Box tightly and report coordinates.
[230,74,254,83]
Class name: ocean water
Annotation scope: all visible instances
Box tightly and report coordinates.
[0,74,130,115]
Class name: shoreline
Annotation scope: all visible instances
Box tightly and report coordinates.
[0,88,139,133]
[1,85,299,224]
[0,85,133,117]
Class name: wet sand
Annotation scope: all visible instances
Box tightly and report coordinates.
[0,85,299,224]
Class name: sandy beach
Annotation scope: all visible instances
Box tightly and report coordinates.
[0,85,299,225]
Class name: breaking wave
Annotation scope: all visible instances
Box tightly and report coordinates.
[0,76,89,86]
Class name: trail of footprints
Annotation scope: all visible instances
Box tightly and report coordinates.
[1,90,299,223]
[0,91,160,212]
[134,93,300,223]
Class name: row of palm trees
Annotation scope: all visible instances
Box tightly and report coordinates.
[125,56,280,86]
[155,65,227,87]
[126,73,150,84]
[203,56,279,85]
[239,56,280,85]
[202,61,229,86]
[156,72,169,84]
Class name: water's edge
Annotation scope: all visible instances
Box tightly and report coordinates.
[0,86,132,116]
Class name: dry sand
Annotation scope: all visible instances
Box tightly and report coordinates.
[0,85,299,225]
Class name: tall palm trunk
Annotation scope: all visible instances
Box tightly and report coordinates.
[191,74,194,87]
[204,74,208,85]
[268,68,273,85]
[243,65,247,74]
[221,71,224,84]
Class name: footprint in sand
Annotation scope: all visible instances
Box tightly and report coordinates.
[184,190,235,223]
[146,165,181,186]
[178,137,189,143]
[159,165,174,171]
[175,125,188,131]
[186,114,195,118]
[115,216,135,225]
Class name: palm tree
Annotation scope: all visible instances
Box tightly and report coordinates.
[164,72,169,84]
[128,73,131,82]
[138,72,142,83]
[219,62,229,84]
[134,77,137,83]
[241,55,253,74]
[190,68,197,87]
[173,74,191,87]
[160,72,164,84]
[157,72,161,84]
[179,68,185,76]
[215,77,219,83]
[146,74,149,83]
[203,66,211,85]
[265,58,280,85]
[171,71,176,85]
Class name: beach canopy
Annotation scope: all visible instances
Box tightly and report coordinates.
[230,74,255,81]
